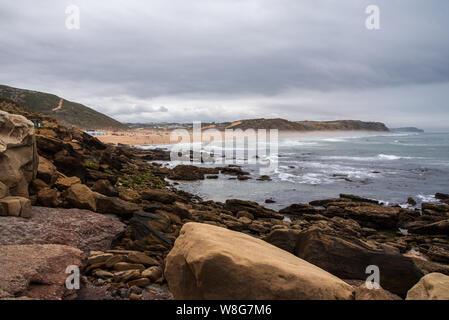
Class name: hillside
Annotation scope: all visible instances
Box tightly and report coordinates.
[209,118,389,132]
[0,84,128,130]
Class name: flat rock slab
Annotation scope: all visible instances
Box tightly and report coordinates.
[0,206,126,253]
[0,244,83,300]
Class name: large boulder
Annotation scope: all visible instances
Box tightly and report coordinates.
[0,111,38,197]
[165,222,354,300]
[0,244,84,300]
[295,228,424,297]
[0,206,125,253]
[406,273,449,300]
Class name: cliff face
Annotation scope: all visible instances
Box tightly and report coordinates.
[211,118,389,132]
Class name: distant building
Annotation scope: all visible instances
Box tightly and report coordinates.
[85,130,105,136]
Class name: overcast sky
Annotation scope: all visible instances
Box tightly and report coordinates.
[0,1,448,129]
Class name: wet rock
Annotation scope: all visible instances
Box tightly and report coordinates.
[407,197,417,206]
[408,219,449,235]
[339,194,379,204]
[280,203,320,215]
[168,165,218,181]
[225,199,283,219]
[326,204,401,229]
[219,166,250,176]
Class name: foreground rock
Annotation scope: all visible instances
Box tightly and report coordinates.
[295,227,423,297]
[0,244,83,300]
[0,110,38,197]
[406,273,449,300]
[0,206,125,253]
[165,223,354,300]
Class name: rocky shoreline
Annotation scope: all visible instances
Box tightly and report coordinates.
[1,100,449,300]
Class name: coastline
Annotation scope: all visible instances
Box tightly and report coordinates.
[97,129,394,146]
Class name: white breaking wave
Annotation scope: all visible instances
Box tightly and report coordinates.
[321,154,417,161]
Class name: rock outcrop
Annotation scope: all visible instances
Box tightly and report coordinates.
[0,110,37,197]
[406,273,449,300]
[165,223,354,300]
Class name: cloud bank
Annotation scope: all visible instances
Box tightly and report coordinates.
[0,0,448,129]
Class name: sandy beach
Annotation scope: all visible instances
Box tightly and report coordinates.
[96,129,383,146]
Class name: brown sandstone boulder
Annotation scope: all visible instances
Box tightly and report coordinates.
[165,222,354,300]
[37,188,62,207]
[0,181,8,199]
[141,189,179,204]
[54,176,81,190]
[95,194,140,217]
[263,228,302,253]
[64,183,97,212]
[37,156,58,185]
[0,206,125,253]
[354,284,397,300]
[406,273,449,300]
[0,244,84,300]
[92,179,118,197]
[0,196,32,218]
[0,111,38,197]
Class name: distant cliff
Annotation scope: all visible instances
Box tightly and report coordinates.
[390,127,424,133]
[209,118,389,132]
[0,84,128,130]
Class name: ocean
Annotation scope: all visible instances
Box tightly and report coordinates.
[141,131,449,210]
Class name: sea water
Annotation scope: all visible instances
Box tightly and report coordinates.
[141,131,449,210]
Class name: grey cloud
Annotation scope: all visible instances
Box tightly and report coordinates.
[0,0,448,128]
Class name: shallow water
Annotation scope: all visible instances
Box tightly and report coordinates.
[140,131,449,210]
